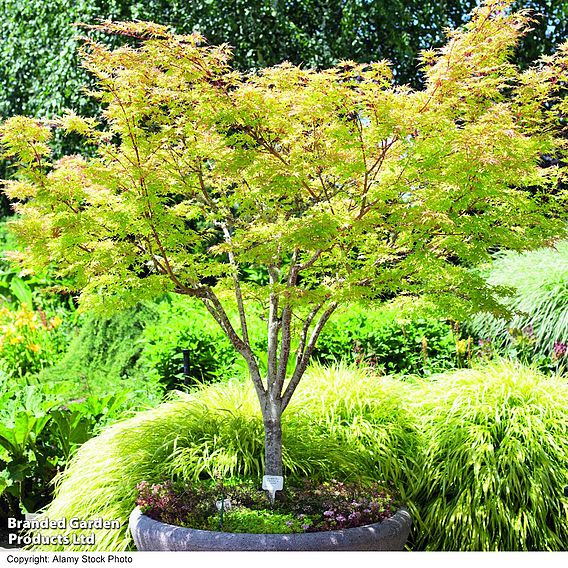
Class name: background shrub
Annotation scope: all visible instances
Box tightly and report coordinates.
[0,304,67,378]
[0,369,129,517]
[314,305,461,375]
[0,301,169,520]
[141,297,243,390]
[35,303,163,405]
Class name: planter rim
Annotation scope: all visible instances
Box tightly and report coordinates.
[129,505,412,551]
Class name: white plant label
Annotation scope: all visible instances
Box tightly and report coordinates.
[262,475,284,491]
[215,498,232,511]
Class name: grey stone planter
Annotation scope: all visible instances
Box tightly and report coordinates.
[129,506,411,551]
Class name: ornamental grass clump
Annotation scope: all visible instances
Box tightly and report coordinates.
[406,361,568,551]
[465,240,568,365]
[31,365,417,551]
[28,361,568,550]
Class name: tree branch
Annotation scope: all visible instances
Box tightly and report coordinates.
[195,156,219,210]
[294,304,322,369]
[221,224,250,344]
[274,249,299,391]
[281,302,337,411]
[200,288,265,397]
[267,265,280,388]
[297,249,324,272]
[244,125,319,200]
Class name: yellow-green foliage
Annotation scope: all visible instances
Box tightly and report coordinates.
[406,362,568,551]
[1,0,566,321]
[32,362,568,551]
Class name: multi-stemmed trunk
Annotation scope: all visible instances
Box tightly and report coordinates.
[195,245,337,484]
[198,289,336,482]
[252,302,338,480]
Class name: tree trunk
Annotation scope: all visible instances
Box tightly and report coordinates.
[261,399,283,477]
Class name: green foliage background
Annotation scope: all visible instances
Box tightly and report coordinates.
[141,297,248,390]
[314,307,459,374]
[2,1,567,120]
[35,303,163,405]
[0,375,130,517]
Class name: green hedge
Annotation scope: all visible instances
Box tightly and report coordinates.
[141,297,243,390]
[141,297,462,389]
[314,307,460,375]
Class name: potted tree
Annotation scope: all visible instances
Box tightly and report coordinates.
[1,0,566,551]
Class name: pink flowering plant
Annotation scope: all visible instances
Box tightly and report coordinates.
[136,480,217,529]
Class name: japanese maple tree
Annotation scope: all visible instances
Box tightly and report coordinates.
[1,0,566,484]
